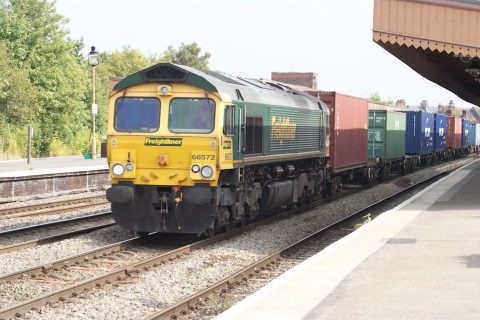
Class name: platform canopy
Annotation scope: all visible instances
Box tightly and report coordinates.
[373,0,480,106]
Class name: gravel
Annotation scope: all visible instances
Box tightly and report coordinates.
[0,215,114,248]
[0,225,135,277]
[0,190,106,210]
[0,244,161,310]
[0,190,109,232]
[21,156,477,320]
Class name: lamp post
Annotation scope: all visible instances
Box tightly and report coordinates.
[88,45,99,159]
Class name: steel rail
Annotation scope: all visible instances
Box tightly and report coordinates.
[0,203,311,320]
[0,194,107,218]
[0,237,140,283]
[1,201,111,220]
[144,170,451,320]
[0,211,112,238]
[0,221,115,255]
[0,169,452,319]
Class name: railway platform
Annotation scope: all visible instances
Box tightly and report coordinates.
[0,156,109,202]
[216,159,480,320]
[0,156,107,178]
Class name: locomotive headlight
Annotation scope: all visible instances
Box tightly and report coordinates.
[159,85,172,96]
[191,164,200,173]
[125,163,134,171]
[200,165,214,179]
[112,163,125,176]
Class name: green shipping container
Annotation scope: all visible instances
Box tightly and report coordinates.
[368,110,406,161]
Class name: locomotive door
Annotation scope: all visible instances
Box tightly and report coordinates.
[233,104,246,161]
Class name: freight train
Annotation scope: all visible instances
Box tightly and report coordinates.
[106,63,477,236]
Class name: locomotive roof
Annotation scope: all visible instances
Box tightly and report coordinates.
[113,63,326,111]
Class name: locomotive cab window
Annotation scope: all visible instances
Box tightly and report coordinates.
[169,98,215,133]
[245,116,263,154]
[114,97,160,132]
[224,105,235,136]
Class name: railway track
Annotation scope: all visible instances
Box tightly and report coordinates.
[0,194,108,220]
[0,234,196,319]
[145,170,450,320]
[0,169,451,320]
[0,212,114,252]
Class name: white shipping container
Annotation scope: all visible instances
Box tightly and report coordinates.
[476,124,480,145]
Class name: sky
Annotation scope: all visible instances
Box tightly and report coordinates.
[56,0,475,108]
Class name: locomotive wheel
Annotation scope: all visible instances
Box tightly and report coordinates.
[206,228,215,239]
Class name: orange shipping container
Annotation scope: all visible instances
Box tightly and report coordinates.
[307,91,369,173]
[446,117,462,149]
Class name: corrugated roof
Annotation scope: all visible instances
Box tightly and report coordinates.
[373,0,480,106]
[373,0,480,57]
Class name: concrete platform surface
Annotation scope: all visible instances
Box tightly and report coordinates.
[216,159,480,320]
[0,156,107,178]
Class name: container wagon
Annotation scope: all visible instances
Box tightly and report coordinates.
[307,91,371,190]
[434,113,447,160]
[446,116,462,157]
[469,122,477,153]
[403,111,434,165]
[476,123,480,146]
[368,110,406,178]
[462,119,472,154]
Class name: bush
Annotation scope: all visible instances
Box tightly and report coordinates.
[49,130,92,156]
[0,123,28,159]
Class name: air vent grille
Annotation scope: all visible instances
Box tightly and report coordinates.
[143,66,187,82]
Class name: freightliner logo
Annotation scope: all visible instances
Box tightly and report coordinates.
[144,137,183,146]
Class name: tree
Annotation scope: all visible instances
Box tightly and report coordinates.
[98,46,154,79]
[0,0,90,156]
[0,42,36,124]
[161,42,211,70]
[0,41,37,156]
[369,91,394,105]
[0,0,213,158]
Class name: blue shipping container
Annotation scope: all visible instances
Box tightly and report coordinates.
[434,113,447,151]
[462,119,471,146]
[469,123,476,147]
[403,111,434,155]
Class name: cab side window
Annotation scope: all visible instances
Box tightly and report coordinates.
[224,105,234,136]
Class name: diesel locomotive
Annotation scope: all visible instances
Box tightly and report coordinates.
[106,63,477,236]
[106,63,330,235]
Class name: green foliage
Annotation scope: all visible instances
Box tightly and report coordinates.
[452,109,462,117]
[99,46,155,79]
[0,42,37,125]
[0,123,29,159]
[369,91,394,105]
[0,0,212,158]
[162,42,211,70]
[0,41,37,158]
[0,0,90,156]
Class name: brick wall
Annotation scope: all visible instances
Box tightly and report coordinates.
[271,72,317,89]
[0,170,110,202]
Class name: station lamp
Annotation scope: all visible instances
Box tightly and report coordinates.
[88,46,99,159]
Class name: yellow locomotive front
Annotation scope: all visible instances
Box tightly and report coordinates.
[106,64,233,235]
